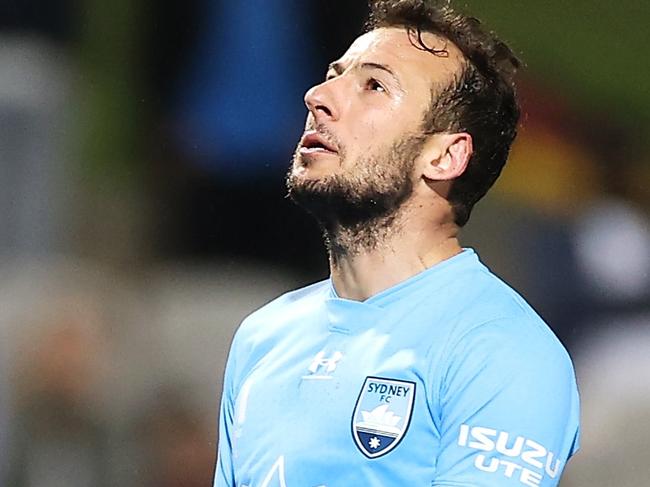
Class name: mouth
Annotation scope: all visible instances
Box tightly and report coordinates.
[299,130,338,155]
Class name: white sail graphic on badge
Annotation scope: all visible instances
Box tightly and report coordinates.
[357,404,402,435]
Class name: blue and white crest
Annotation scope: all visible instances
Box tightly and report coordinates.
[351,376,416,458]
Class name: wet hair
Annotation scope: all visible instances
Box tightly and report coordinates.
[366,0,521,226]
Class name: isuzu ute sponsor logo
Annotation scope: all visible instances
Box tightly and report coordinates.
[458,424,563,487]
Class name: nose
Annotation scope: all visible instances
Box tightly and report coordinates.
[304,80,340,122]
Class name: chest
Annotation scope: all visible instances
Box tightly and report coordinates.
[231,325,442,486]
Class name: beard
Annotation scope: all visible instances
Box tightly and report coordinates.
[286,133,426,259]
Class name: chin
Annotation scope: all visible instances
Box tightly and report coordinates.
[288,165,335,195]
[292,162,339,182]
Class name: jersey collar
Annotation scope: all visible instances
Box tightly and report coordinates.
[324,248,478,333]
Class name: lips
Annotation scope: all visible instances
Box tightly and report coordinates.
[300,130,338,154]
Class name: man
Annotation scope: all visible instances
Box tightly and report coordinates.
[214,1,580,486]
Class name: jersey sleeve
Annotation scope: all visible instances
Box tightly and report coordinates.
[213,337,239,487]
[431,318,580,487]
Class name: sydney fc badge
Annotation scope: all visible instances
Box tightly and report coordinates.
[352,376,416,458]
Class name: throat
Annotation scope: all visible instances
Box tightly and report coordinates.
[328,213,464,301]
[325,211,403,266]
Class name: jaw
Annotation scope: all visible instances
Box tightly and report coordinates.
[291,151,345,180]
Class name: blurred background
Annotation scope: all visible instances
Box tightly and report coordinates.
[0,0,648,485]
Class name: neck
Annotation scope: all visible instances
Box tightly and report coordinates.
[327,204,462,301]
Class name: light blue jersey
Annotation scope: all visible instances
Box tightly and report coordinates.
[214,249,580,487]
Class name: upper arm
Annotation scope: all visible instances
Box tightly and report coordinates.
[431,318,580,487]
[213,337,240,487]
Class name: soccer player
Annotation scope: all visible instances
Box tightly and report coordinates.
[214,1,580,486]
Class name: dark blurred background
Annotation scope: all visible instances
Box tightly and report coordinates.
[1,0,649,485]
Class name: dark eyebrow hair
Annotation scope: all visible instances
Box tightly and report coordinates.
[327,61,402,87]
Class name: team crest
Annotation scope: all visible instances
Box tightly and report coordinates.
[351,376,416,458]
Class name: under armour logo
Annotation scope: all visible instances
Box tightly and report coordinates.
[303,351,343,379]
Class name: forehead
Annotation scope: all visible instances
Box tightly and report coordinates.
[339,27,464,89]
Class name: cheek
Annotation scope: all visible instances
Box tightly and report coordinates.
[342,103,410,161]
[349,119,380,151]
[363,102,408,137]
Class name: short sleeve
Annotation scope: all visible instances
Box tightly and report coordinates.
[431,318,580,487]
[213,338,239,487]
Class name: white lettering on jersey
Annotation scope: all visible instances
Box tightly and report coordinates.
[241,456,327,487]
[473,455,543,486]
[458,424,563,486]
[302,351,343,380]
[260,455,287,487]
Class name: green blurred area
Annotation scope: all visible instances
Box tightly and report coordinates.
[463,0,650,126]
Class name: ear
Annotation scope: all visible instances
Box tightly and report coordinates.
[420,133,473,181]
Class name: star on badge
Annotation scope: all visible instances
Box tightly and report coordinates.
[369,437,381,449]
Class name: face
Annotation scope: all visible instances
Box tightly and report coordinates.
[287,27,464,227]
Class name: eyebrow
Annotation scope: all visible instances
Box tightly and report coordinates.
[328,61,402,87]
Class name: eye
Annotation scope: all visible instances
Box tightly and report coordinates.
[366,78,386,93]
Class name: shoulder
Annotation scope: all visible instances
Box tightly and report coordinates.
[432,271,579,440]
[442,255,561,350]
[416,250,546,327]
[232,279,329,348]
[429,254,574,387]
[446,314,573,380]
[223,279,330,389]
[437,270,576,408]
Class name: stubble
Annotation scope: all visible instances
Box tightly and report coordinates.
[287,134,426,262]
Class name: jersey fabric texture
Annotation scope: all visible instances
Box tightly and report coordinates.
[214,249,580,487]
